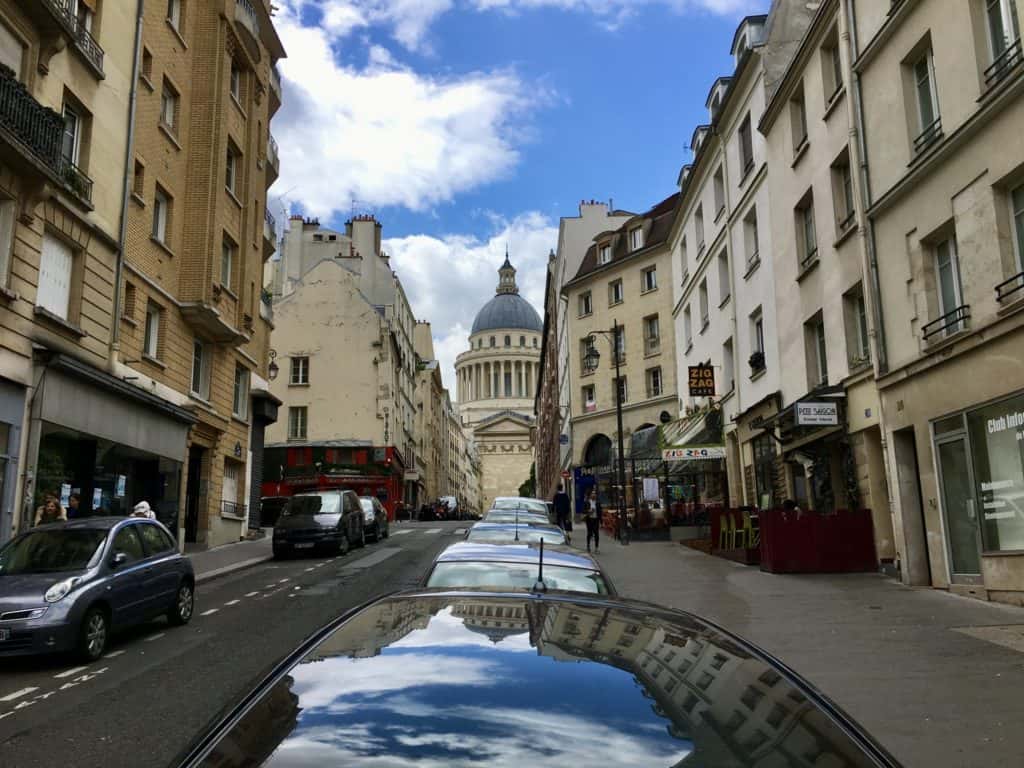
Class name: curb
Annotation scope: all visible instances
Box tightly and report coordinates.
[195,554,274,584]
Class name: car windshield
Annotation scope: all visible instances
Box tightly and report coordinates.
[484,512,549,525]
[493,499,548,515]
[282,494,340,516]
[0,529,108,575]
[427,561,608,594]
[467,527,566,544]
[359,499,374,513]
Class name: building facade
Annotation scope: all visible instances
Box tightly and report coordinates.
[455,256,542,510]
[534,251,562,500]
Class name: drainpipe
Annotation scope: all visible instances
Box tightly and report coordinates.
[110,0,146,361]
[846,0,889,374]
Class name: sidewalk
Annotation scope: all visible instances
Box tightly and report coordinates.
[595,539,1024,768]
[186,534,274,583]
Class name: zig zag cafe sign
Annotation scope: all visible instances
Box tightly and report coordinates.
[688,366,715,397]
[662,445,727,461]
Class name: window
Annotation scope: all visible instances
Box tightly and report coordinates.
[233,365,249,419]
[580,337,597,374]
[750,307,765,372]
[699,279,709,330]
[503,335,511,348]
[630,227,644,250]
[796,191,817,268]
[722,337,734,393]
[987,0,1022,63]
[738,114,754,174]
[615,376,628,405]
[160,80,179,132]
[743,207,759,269]
[642,266,657,292]
[144,303,161,358]
[132,160,145,198]
[290,356,309,385]
[504,370,512,396]
[519,335,525,347]
[790,82,808,152]
[578,291,592,316]
[230,61,241,101]
[684,306,693,348]
[752,433,775,506]
[643,314,660,355]
[713,166,725,216]
[934,237,964,333]
[609,279,624,305]
[1013,184,1024,271]
[226,144,240,194]
[718,251,730,304]
[613,325,626,364]
[581,384,595,410]
[140,47,153,82]
[489,336,495,347]
[191,339,212,399]
[152,186,170,244]
[167,0,183,31]
[138,523,175,555]
[695,205,705,251]
[832,150,855,231]
[844,285,871,366]
[805,312,828,387]
[680,237,689,283]
[822,28,843,101]
[598,243,612,265]
[112,526,145,564]
[37,233,74,321]
[0,199,15,289]
[61,104,81,167]
[533,338,538,347]
[218,236,236,291]
[646,367,663,398]
[0,20,26,78]
[288,407,308,440]
[912,48,941,151]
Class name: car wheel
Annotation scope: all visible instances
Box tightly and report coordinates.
[78,607,109,662]
[338,532,349,556]
[168,581,195,626]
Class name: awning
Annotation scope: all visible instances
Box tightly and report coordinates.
[660,407,725,463]
[753,384,846,448]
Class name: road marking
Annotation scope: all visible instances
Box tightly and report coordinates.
[344,547,402,570]
[423,528,442,535]
[390,529,412,536]
[264,583,277,589]
[304,567,315,572]
[0,687,38,702]
[200,608,219,616]
[102,650,125,659]
[245,591,260,597]
[144,633,165,642]
[53,666,88,679]
[454,528,467,535]
[278,578,289,583]
[224,599,240,606]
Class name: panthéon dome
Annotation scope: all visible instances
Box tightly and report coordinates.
[470,253,542,335]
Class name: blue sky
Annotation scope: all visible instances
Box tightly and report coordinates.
[272,0,768,387]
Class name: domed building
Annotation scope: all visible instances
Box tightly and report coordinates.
[455,255,543,509]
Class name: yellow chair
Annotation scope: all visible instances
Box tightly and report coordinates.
[738,511,756,549]
[718,512,732,550]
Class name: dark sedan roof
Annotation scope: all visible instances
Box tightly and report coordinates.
[26,516,128,532]
[434,542,597,570]
[177,592,898,768]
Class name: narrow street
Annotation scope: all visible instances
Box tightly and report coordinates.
[0,522,466,768]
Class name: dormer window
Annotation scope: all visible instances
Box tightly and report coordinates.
[630,227,644,251]
[598,243,612,265]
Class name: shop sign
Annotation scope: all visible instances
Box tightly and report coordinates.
[373,448,387,463]
[662,445,726,461]
[688,366,716,397]
[92,488,102,508]
[796,401,838,426]
[60,483,71,507]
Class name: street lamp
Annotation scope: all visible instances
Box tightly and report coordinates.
[582,319,629,545]
[268,349,279,381]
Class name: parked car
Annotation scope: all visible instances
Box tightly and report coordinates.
[273,490,365,558]
[422,541,612,595]
[0,517,195,661]
[257,496,289,528]
[492,496,552,520]
[483,509,551,526]
[358,497,390,542]
[174,591,900,768]
[466,522,567,545]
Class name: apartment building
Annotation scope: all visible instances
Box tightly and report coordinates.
[413,322,443,506]
[534,250,561,500]
[852,0,1024,601]
[564,193,680,508]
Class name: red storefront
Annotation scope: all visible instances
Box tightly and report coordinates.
[261,444,405,521]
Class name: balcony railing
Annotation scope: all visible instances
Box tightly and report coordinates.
[913,117,943,155]
[234,0,260,41]
[922,304,970,342]
[267,134,279,170]
[837,209,856,234]
[270,65,282,101]
[60,157,93,204]
[221,500,247,520]
[37,0,76,37]
[0,65,64,174]
[72,18,105,76]
[985,39,1023,91]
[264,206,277,242]
[799,246,819,270]
[996,271,1024,303]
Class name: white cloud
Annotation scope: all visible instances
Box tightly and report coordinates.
[384,212,557,393]
[273,2,545,217]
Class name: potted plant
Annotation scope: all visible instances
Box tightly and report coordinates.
[748,350,765,372]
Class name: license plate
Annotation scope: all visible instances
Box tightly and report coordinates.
[294,542,314,549]
[0,629,10,641]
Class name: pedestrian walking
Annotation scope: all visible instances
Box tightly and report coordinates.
[584,488,599,554]
[34,493,67,526]
[552,483,572,545]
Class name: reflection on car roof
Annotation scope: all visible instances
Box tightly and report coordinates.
[434,542,598,570]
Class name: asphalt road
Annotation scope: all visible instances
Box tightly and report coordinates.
[0,520,468,768]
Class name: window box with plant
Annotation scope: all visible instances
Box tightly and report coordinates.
[748,350,766,373]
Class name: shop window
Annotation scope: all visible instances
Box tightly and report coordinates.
[752,433,775,507]
[144,302,161,359]
[290,355,309,385]
[967,392,1024,552]
[191,339,212,400]
[232,364,249,420]
[288,406,308,440]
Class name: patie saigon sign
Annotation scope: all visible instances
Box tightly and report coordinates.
[796,401,839,426]
[688,366,716,397]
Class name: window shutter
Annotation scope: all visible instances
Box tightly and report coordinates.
[38,234,73,320]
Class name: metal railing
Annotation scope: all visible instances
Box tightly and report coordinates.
[234,0,260,40]
[644,336,660,355]
[72,18,104,75]
[0,65,64,172]
[59,156,93,204]
[913,117,943,155]
[221,500,247,519]
[267,134,279,169]
[984,39,1023,91]
[264,206,277,241]
[270,66,282,100]
[799,246,818,270]
[259,295,273,323]
[39,0,77,35]
[837,210,856,233]
[922,304,970,341]
[996,271,1024,303]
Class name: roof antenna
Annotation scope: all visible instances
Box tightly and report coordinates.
[514,505,520,542]
[533,538,546,593]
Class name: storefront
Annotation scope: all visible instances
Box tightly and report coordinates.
[21,355,195,536]
[0,378,25,543]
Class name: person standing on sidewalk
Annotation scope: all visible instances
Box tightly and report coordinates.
[584,488,599,554]
[552,484,572,545]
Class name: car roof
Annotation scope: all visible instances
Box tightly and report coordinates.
[469,522,562,532]
[433,542,598,570]
[28,516,125,532]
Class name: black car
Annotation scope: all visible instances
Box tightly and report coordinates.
[175,591,900,768]
[358,496,390,542]
[272,490,365,558]
[0,517,194,661]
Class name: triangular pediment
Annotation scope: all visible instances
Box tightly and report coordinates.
[473,411,534,436]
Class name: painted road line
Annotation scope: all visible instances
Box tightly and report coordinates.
[0,687,38,703]
[278,578,289,583]
[53,666,88,679]
[423,528,442,534]
[264,583,278,589]
[244,591,260,597]
[199,608,219,616]
[102,650,126,659]
[390,529,412,536]
[304,567,315,572]
[454,528,467,535]
[224,599,241,606]
[144,633,165,642]
[344,547,403,570]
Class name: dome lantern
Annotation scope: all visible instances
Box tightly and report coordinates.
[469,252,542,335]
[497,247,518,295]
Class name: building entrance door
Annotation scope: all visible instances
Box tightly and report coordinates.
[185,446,205,544]
[936,436,982,583]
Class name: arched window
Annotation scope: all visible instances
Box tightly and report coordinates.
[504,335,511,347]
[519,335,525,347]
[584,434,613,467]
[490,336,495,347]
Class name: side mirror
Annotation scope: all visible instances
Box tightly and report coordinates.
[110,551,128,569]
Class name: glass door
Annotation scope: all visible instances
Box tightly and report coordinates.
[936,436,982,581]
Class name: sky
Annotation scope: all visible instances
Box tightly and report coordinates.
[271,0,769,390]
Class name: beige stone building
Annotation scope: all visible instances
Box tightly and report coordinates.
[413,321,444,505]
[455,256,542,510]
[851,0,1024,602]
[563,194,680,510]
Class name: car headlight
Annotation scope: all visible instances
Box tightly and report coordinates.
[44,576,83,603]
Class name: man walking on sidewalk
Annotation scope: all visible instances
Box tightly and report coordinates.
[552,484,572,545]
[583,488,599,554]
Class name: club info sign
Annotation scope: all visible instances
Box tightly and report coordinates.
[796,401,839,426]
[662,446,727,461]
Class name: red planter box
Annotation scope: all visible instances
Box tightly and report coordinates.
[759,508,877,574]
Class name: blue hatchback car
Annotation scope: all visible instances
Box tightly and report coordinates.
[0,517,195,661]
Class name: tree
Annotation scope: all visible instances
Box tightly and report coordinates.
[518,463,536,498]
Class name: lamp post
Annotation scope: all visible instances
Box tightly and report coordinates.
[583,319,629,545]
[268,349,279,381]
